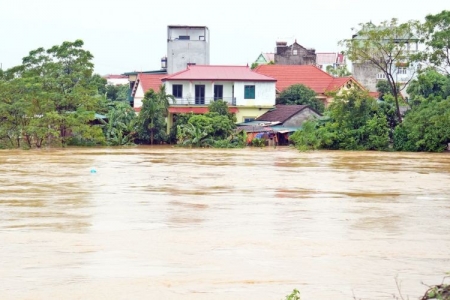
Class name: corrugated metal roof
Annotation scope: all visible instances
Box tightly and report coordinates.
[163,65,276,81]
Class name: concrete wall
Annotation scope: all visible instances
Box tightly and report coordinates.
[167,26,210,74]
[283,108,320,127]
[352,62,417,93]
[352,62,379,92]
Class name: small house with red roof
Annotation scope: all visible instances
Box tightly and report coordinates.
[253,64,366,107]
[161,65,277,127]
[131,73,167,112]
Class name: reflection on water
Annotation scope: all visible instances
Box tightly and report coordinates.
[0,147,449,300]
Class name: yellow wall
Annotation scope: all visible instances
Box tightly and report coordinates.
[235,106,273,123]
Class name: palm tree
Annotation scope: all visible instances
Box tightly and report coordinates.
[178,123,213,147]
[156,84,175,117]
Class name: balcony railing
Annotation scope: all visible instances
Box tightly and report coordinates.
[171,97,236,106]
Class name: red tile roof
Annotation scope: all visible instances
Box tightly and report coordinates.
[137,73,166,94]
[256,105,320,123]
[162,65,276,82]
[369,91,380,99]
[253,65,363,94]
[327,77,353,91]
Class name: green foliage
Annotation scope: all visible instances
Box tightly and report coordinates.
[406,68,450,106]
[278,84,325,113]
[292,90,390,151]
[251,137,266,147]
[208,99,236,122]
[421,10,450,73]
[284,289,301,300]
[172,100,238,147]
[176,123,213,147]
[105,84,129,102]
[0,40,105,148]
[136,88,168,145]
[376,80,391,100]
[326,64,352,77]
[250,62,259,70]
[289,121,321,151]
[102,101,136,146]
[394,97,450,152]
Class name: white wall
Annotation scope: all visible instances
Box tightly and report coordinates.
[133,84,145,109]
[234,81,276,106]
[163,80,276,106]
[106,78,128,86]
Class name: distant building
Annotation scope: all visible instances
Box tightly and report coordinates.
[316,52,346,71]
[350,28,419,93]
[104,74,128,86]
[167,25,210,74]
[254,53,275,65]
[274,40,316,65]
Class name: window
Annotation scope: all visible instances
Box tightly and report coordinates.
[244,117,255,123]
[179,35,190,40]
[293,49,298,55]
[397,68,407,75]
[214,85,223,100]
[244,85,255,99]
[376,73,386,79]
[172,85,183,98]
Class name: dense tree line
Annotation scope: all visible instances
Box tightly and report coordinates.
[1,10,449,151]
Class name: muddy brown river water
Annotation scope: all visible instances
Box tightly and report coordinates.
[0,146,449,300]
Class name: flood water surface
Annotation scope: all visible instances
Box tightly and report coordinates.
[0,147,449,300]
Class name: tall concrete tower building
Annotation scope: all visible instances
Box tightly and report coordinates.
[166,25,210,74]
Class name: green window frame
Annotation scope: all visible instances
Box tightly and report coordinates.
[244,85,255,99]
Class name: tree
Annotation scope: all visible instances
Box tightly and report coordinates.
[136,85,173,145]
[326,64,352,77]
[406,68,450,106]
[420,10,450,74]
[375,80,391,100]
[291,90,390,151]
[278,84,325,113]
[102,101,137,145]
[394,97,450,152]
[208,99,236,122]
[176,123,213,147]
[341,19,419,122]
[0,40,105,148]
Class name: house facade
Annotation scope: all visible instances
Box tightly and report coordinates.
[161,65,277,128]
[274,40,316,65]
[131,73,167,111]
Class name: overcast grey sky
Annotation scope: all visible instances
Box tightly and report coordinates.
[1,0,449,75]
